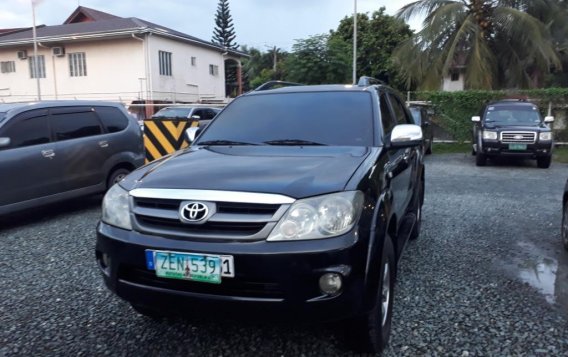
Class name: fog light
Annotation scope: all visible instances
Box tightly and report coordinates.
[101,253,111,269]
[319,273,342,295]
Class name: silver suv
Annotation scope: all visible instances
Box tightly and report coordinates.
[0,101,144,215]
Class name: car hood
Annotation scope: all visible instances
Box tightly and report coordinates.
[484,123,550,131]
[122,146,370,199]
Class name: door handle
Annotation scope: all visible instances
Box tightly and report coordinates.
[41,149,55,159]
[98,140,109,148]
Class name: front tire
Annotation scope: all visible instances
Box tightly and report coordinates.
[345,237,396,354]
[537,156,551,169]
[476,153,487,166]
[107,168,131,189]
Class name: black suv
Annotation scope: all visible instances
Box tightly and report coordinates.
[96,78,425,353]
[408,101,434,155]
[472,100,554,168]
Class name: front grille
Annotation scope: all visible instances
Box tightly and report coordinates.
[119,266,285,299]
[131,194,290,240]
[135,198,280,216]
[137,215,266,236]
[500,131,536,144]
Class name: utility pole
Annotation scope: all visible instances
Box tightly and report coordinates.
[272,46,277,71]
[353,0,357,85]
[32,0,41,100]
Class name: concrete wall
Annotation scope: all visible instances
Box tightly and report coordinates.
[147,35,226,103]
[442,73,465,92]
[0,35,228,104]
[0,37,145,102]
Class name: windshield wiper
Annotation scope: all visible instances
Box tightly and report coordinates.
[264,139,327,146]
[197,139,260,146]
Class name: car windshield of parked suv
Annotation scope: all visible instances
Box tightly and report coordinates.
[409,107,423,125]
[484,105,542,126]
[195,91,375,146]
[152,107,193,118]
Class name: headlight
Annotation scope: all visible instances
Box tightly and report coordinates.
[482,131,498,140]
[539,132,552,141]
[102,184,132,230]
[267,191,364,241]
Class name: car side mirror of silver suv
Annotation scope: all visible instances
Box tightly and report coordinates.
[544,116,554,123]
[185,127,201,144]
[0,137,10,148]
[472,116,481,122]
[389,124,423,148]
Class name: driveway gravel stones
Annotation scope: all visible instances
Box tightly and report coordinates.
[1,154,567,356]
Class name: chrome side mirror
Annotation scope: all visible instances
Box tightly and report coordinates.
[544,116,554,123]
[191,115,201,120]
[0,137,10,148]
[185,127,200,144]
[472,116,481,122]
[390,124,423,148]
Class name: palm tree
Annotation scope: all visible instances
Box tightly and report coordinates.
[393,0,562,90]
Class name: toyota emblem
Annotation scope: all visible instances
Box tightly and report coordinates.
[180,202,209,223]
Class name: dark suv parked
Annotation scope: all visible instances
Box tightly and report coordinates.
[472,99,554,168]
[96,78,425,353]
[408,101,434,155]
[0,101,144,215]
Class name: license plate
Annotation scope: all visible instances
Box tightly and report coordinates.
[145,250,234,284]
[509,144,527,150]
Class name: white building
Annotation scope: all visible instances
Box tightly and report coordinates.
[0,6,246,115]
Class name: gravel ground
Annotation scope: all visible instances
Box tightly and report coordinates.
[1,153,568,356]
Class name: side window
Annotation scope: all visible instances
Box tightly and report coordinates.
[95,106,129,133]
[50,110,102,141]
[1,110,49,149]
[379,92,396,134]
[388,94,412,125]
[204,109,217,120]
[192,109,204,119]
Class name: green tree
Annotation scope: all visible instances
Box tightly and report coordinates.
[241,46,289,91]
[393,0,562,90]
[330,8,413,89]
[212,0,238,50]
[285,34,351,84]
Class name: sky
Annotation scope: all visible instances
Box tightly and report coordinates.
[2,0,419,51]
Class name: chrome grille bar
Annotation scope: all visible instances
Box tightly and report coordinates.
[500,131,536,144]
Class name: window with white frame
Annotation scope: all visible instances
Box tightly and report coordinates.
[191,57,197,66]
[28,55,45,78]
[209,64,219,76]
[159,51,172,76]
[0,61,15,73]
[69,52,87,77]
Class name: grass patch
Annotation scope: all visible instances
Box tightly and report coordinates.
[553,145,568,163]
[432,142,471,154]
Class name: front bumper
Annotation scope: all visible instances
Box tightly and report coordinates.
[480,141,552,158]
[96,222,370,322]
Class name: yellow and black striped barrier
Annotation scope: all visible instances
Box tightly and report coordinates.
[143,119,199,163]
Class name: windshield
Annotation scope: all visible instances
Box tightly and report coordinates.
[0,112,5,123]
[196,92,375,146]
[484,105,542,126]
[152,107,193,118]
[409,107,422,125]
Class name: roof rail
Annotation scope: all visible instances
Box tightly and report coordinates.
[357,76,386,86]
[254,81,303,91]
